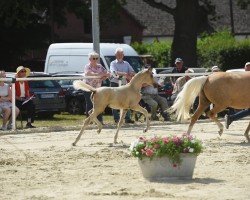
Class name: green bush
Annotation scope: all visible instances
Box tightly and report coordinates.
[132,40,172,67]
[132,30,250,70]
[197,30,250,70]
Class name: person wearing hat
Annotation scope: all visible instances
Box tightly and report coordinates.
[171,58,188,84]
[15,66,36,128]
[224,62,250,129]
[211,66,220,72]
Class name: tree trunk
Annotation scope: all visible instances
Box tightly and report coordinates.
[171,0,199,67]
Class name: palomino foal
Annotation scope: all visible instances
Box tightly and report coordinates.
[72,68,154,146]
[171,72,250,142]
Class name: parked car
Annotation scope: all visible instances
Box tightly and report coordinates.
[52,72,85,115]
[7,72,66,118]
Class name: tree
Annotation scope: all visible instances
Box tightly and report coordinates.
[0,0,123,70]
[142,0,216,67]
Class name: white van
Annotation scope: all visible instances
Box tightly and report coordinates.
[44,43,143,74]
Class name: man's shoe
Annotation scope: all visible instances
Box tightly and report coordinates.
[26,123,36,128]
[125,119,135,124]
[151,116,159,121]
[224,114,231,129]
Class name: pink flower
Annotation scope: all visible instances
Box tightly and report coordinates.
[173,163,177,168]
[162,137,169,144]
[153,143,160,149]
[173,136,182,146]
[145,148,154,157]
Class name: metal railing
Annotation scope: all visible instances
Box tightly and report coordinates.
[0,72,210,131]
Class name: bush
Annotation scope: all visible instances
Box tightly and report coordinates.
[197,30,250,70]
[132,40,172,67]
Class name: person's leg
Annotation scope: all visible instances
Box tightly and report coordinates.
[83,91,93,116]
[1,107,11,130]
[225,109,250,129]
[22,100,36,128]
[154,95,170,121]
[110,82,119,122]
[142,95,158,120]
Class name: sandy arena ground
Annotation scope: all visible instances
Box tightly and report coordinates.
[0,119,249,200]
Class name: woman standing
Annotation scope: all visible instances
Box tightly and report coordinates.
[0,70,20,130]
[83,52,110,124]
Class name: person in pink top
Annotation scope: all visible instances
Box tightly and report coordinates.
[83,52,110,124]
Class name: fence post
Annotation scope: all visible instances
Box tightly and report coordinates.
[11,78,16,131]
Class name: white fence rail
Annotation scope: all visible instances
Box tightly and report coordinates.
[0,72,211,131]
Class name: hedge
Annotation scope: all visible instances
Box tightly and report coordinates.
[132,30,250,71]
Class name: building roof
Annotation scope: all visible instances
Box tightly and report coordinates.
[122,0,250,37]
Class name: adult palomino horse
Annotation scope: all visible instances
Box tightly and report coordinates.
[171,72,250,142]
[72,68,154,146]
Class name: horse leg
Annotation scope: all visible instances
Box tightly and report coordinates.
[244,122,250,142]
[187,95,210,134]
[72,114,94,146]
[206,105,226,136]
[92,109,104,134]
[114,109,127,144]
[132,105,150,132]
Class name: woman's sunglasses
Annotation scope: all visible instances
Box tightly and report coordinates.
[20,70,26,73]
[92,57,99,60]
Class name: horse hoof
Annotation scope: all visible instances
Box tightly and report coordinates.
[72,143,76,146]
[218,130,223,136]
[143,129,148,133]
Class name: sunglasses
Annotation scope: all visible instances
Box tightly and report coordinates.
[92,57,99,60]
[20,70,26,73]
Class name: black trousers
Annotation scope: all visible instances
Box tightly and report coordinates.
[16,100,35,123]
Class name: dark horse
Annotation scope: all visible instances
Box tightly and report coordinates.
[171,72,250,142]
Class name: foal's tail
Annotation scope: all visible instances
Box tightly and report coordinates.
[170,76,208,122]
[73,80,96,92]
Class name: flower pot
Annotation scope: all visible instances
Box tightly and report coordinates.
[138,154,197,180]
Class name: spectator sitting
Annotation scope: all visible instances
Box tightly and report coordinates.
[15,66,36,128]
[0,70,20,130]
[225,62,250,129]
[171,68,194,102]
[171,57,188,84]
[141,81,170,121]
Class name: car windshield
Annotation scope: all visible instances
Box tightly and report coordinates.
[58,79,74,86]
[29,80,60,88]
[104,56,143,72]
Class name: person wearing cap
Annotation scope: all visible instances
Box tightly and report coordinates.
[15,66,36,128]
[171,58,188,84]
[0,70,20,130]
[211,66,220,72]
[225,62,250,129]
[171,68,194,102]
[83,52,110,124]
[109,47,135,124]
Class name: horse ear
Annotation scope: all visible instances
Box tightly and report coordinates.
[147,67,152,73]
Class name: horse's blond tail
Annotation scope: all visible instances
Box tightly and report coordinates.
[170,76,208,122]
[73,80,96,92]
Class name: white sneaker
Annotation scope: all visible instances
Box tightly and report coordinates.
[1,126,7,131]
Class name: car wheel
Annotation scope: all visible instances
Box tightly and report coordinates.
[68,98,84,114]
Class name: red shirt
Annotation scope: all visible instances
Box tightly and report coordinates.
[15,81,30,98]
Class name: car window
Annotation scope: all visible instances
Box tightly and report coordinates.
[29,80,60,88]
[58,80,74,86]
